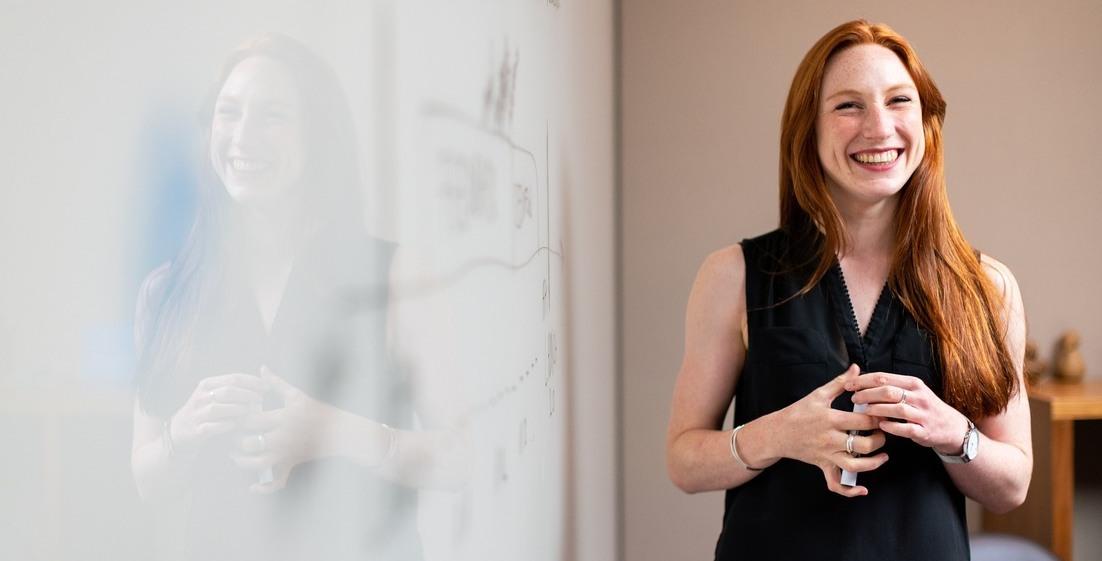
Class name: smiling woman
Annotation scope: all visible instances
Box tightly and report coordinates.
[129,34,436,561]
[209,56,306,209]
[816,44,925,208]
[665,20,1031,561]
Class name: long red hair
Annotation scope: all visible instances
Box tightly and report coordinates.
[779,20,1017,419]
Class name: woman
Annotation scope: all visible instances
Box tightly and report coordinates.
[666,20,1031,560]
[130,34,451,561]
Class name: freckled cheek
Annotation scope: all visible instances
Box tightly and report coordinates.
[900,116,924,153]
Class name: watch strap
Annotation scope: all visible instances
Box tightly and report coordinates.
[937,418,976,464]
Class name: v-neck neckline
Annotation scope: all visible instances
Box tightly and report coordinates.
[253,258,296,337]
[829,260,892,368]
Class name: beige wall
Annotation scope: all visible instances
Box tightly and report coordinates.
[621,1,1102,560]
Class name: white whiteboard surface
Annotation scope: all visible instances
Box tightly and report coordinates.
[0,1,616,560]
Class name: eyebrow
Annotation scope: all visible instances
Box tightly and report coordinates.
[824,84,917,102]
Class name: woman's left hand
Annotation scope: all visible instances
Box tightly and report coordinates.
[232,365,341,493]
[845,372,970,456]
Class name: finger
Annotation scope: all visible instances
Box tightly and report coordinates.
[199,403,258,422]
[851,385,909,406]
[195,420,237,438]
[864,403,917,422]
[231,451,277,470]
[880,420,929,442]
[209,386,265,405]
[820,464,867,497]
[239,433,271,455]
[832,430,888,455]
[832,452,889,473]
[829,410,880,432]
[854,430,888,455]
[200,373,269,395]
[240,410,282,432]
[817,364,860,401]
[845,372,922,393]
[260,365,299,398]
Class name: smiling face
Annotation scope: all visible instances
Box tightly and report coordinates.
[816,43,924,210]
[209,56,305,210]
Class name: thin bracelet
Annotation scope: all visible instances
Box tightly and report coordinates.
[369,423,398,469]
[162,418,176,458]
[729,424,763,471]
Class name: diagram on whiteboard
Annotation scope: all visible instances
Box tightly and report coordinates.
[386,2,569,559]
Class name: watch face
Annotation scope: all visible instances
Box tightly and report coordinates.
[964,429,979,459]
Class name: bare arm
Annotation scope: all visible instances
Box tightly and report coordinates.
[131,400,192,502]
[944,255,1031,512]
[666,245,758,493]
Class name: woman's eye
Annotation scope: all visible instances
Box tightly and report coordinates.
[890,96,912,104]
[834,101,860,111]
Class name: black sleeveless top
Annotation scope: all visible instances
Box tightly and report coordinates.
[714,229,969,561]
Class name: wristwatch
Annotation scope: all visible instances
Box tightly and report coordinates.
[937,418,978,464]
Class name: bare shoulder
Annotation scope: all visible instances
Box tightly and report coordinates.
[978,253,1026,345]
[697,243,746,290]
[689,244,746,314]
[684,244,748,349]
[978,253,1021,302]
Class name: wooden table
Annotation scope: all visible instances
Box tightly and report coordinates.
[983,379,1102,561]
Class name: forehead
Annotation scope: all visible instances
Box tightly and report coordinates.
[821,43,915,96]
[216,56,300,107]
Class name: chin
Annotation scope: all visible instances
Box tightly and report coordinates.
[224,182,273,207]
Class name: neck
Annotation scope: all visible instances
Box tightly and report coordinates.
[235,202,306,267]
[833,195,897,263]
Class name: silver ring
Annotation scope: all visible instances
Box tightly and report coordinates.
[899,390,908,406]
[255,434,267,452]
[845,433,856,455]
[208,389,216,402]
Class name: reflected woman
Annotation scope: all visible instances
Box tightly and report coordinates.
[131,34,453,561]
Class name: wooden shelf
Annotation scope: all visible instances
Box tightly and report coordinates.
[1027,380,1102,421]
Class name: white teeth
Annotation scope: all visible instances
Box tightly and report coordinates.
[853,150,899,164]
[231,158,269,172]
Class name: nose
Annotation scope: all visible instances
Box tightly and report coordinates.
[861,104,893,140]
[229,109,263,149]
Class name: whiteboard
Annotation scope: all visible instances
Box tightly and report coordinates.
[0,1,615,560]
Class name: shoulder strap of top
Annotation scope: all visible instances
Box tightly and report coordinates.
[740,229,787,319]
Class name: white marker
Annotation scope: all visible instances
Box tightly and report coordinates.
[840,402,868,487]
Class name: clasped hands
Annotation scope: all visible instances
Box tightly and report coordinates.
[167,365,340,494]
[775,364,970,497]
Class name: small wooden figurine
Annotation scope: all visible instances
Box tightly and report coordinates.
[1024,339,1048,385]
[1053,330,1086,384]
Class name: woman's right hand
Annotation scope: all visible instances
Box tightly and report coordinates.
[168,373,268,457]
[775,364,889,497]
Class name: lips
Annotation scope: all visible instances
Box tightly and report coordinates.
[229,157,272,173]
[849,148,903,170]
